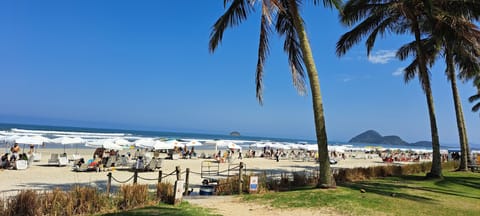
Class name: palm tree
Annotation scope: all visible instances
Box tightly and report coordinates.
[209,0,341,188]
[336,0,443,178]
[423,1,480,170]
[435,20,480,170]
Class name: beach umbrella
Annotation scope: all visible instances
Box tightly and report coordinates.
[113,138,131,147]
[153,140,174,150]
[185,140,202,147]
[134,138,156,148]
[86,139,123,151]
[51,136,85,154]
[227,141,242,150]
[16,135,51,145]
[299,144,318,151]
[251,142,266,148]
[166,139,183,148]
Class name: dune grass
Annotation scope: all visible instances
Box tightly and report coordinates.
[100,202,220,216]
[242,170,480,216]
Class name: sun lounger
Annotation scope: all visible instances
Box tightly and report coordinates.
[33,153,42,162]
[48,153,68,166]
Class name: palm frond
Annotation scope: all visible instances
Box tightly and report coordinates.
[255,1,274,105]
[469,92,480,103]
[276,0,306,95]
[403,59,418,83]
[209,0,254,53]
[311,0,343,10]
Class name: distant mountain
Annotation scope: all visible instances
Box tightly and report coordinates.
[410,141,432,147]
[349,130,409,146]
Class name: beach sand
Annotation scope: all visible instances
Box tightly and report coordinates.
[0,148,386,196]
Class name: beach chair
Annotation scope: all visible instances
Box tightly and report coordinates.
[15,160,28,170]
[33,152,42,162]
[59,155,68,166]
[48,153,60,166]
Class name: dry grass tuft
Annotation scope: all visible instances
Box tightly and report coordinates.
[156,182,174,204]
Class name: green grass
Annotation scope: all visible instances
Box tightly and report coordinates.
[100,202,220,216]
[242,170,480,216]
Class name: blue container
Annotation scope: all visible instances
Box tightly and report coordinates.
[199,185,214,195]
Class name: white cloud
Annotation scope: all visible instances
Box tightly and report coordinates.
[392,67,405,76]
[368,50,396,64]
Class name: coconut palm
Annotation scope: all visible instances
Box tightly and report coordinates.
[434,19,480,171]
[209,0,341,188]
[420,1,480,170]
[336,0,444,178]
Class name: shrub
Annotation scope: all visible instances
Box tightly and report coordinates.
[117,184,149,210]
[40,188,74,216]
[156,182,174,204]
[70,186,109,215]
[7,189,41,216]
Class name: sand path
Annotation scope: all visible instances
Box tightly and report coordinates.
[185,195,342,216]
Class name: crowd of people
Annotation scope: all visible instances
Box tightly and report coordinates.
[1,143,34,169]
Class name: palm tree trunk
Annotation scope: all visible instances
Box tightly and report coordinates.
[446,51,469,171]
[425,82,442,177]
[288,0,333,188]
[412,19,442,178]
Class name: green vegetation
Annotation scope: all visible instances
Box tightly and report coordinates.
[101,202,219,216]
[242,171,480,216]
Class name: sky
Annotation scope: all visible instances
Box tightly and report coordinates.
[0,0,479,145]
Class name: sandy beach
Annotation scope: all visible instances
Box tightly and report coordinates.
[0,148,388,196]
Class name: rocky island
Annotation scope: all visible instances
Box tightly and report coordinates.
[349,130,432,147]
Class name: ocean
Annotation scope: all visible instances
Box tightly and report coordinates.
[0,122,472,151]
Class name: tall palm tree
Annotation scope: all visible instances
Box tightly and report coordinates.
[435,19,480,171]
[336,0,443,178]
[209,0,341,188]
[424,1,480,170]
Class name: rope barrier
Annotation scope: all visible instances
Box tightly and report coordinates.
[111,175,134,184]
[162,170,177,178]
[137,175,159,181]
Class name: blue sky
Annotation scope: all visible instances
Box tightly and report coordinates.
[0,0,479,145]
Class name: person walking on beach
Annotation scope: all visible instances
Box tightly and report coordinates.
[238,149,242,160]
[275,150,279,162]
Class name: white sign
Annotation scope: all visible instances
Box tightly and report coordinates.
[174,180,185,205]
[250,176,258,192]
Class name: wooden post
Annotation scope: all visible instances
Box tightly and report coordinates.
[106,172,112,195]
[238,162,244,194]
[184,168,190,196]
[176,166,181,180]
[133,170,138,184]
[158,170,163,183]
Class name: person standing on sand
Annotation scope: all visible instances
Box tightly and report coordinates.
[275,150,279,162]
[10,143,20,161]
